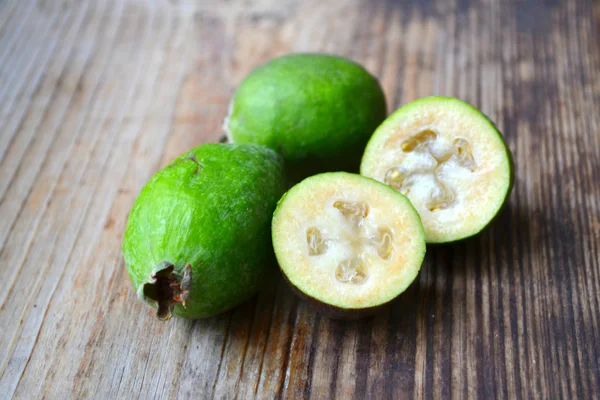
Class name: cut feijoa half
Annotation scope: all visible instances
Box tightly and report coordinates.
[360,96,514,243]
[272,172,426,318]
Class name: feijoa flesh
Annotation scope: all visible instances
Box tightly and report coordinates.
[224,53,387,180]
[361,96,514,243]
[122,143,286,320]
[272,172,426,318]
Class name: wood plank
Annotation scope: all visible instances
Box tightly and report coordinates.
[0,0,93,295]
[0,0,599,398]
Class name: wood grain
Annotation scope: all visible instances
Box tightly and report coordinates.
[0,0,599,398]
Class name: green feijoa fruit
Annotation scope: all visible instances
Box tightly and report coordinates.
[361,96,514,244]
[272,172,426,319]
[122,143,286,320]
[224,53,387,180]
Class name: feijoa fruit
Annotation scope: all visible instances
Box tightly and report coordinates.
[272,172,426,318]
[122,144,286,319]
[224,53,387,180]
[361,96,514,243]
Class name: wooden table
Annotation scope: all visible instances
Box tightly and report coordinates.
[1,0,599,398]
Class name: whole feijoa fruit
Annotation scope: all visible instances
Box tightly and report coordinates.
[123,143,286,320]
[272,172,426,319]
[224,53,387,180]
[361,96,514,243]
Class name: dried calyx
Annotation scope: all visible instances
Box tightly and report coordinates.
[306,200,395,285]
[143,262,192,320]
[385,129,477,211]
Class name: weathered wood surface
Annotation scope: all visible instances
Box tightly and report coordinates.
[0,0,599,398]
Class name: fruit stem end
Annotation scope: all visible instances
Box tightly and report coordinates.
[142,262,192,321]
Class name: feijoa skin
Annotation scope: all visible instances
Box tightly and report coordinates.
[224,53,387,180]
[361,96,514,243]
[122,143,286,320]
[272,172,426,319]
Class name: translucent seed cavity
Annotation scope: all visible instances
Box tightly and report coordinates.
[371,226,394,260]
[385,168,419,195]
[333,200,369,221]
[426,176,455,211]
[400,129,437,152]
[453,138,477,171]
[306,227,329,256]
[335,258,369,284]
[384,167,408,191]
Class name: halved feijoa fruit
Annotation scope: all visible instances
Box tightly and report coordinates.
[123,143,286,320]
[272,172,426,318]
[224,53,387,180]
[361,96,513,243]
